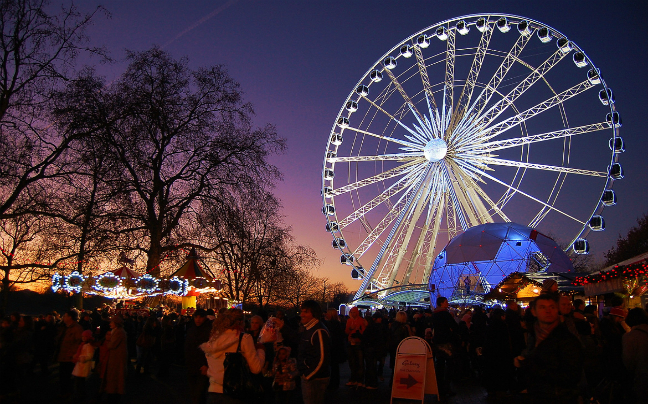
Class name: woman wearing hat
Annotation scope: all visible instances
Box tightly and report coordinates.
[101,315,128,402]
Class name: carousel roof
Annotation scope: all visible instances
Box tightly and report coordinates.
[170,248,213,280]
[111,265,140,279]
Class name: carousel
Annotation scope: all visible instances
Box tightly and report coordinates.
[51,248,226,310]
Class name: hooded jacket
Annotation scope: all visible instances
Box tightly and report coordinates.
[200,329,265,393]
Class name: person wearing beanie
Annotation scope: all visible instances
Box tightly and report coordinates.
[541,279,558,294]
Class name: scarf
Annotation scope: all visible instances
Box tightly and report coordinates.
[533,320,559,347]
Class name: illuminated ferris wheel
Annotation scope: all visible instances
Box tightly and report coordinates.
[321,14,624,300]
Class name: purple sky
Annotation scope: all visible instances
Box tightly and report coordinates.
[78,1,648,291]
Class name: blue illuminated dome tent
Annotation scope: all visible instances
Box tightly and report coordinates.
[428,222,573,304]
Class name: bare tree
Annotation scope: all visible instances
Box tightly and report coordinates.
[0,213,72,312]
[0,0,107,219]
[54,48,285,275]
[199,187,289,303]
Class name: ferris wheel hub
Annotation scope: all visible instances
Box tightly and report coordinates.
[423,138,448,162]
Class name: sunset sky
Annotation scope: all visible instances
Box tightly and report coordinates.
[76,0,648,291]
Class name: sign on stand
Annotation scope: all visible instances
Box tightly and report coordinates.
[390,337,438,404]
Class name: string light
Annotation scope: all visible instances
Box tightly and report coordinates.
[573,260,648,286]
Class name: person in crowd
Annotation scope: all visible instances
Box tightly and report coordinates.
[375,310,390,382]
[388,311,412,382]
[599,306,629,401]
[248,314,274,403]
[559,296,580,341]
[34,313,57,375]
[412,312,426,338]
[79,312,93,331]
[323,308,345,390]
[481,308,513,398]
[136,316,159,375]
[157,315,176,379]
[362,313,383,389]
[297,300,331,404]
[514,294,583,404]
[432,296,459,398]
[572,299,586,320]
[72,329,96,402]
[14,315,34,370]
[275,310,298,358]
[57,310,84,399]
[101,315,128,403]
[185,309,212,404]
[622,307,648,404]
[344,306,366,387]
[271,346,298,404]
[200,308,265,404]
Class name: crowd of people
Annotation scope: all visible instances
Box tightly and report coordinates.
[0,290,646,404]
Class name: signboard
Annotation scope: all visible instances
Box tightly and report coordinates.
[390,337,438,404]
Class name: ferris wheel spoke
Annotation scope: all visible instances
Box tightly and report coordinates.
[382,173,435,288]
[420,200,444,281]
[474,49,570,130]
[337,174,419,229]
[353,197,407,258]
[458,79,595,149]
[477,157,607,177]
[444,190,460,241]
[475,122,608,153]
[447,161,494,227]
[442,162,470,230]
[345,125,422,149]
[443,28,456,128]
[357,98,429,144]
[413,45,438,111]
[354,164,434,299]
[456,160,586,224]
[469,32,534,120]
[401,179,444,284]
[330,160,421,197]
[465,176,511,222]
[450,161,507,223]
[452,22,494,129]
[329,153,424,163]
[383,67,424,121]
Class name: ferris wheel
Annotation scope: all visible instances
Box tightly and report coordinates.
[321,13,624,300]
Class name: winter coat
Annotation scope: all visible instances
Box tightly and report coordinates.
[184,319,212,375]
[323,319,346,364]
[432,309,458,345]
[345,310,367,346]
[102,327,128,395]
[72,343,96,378]
[200,330,265,393]
[57,321,84,362]
[622,323,648,403]
[520,323,583,404]
[298,319,331,380]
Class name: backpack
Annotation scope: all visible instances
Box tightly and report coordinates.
[222,333,263,400]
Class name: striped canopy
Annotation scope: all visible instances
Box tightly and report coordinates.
[170,248,213,280]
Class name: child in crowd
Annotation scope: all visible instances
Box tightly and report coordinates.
[72,330,96,401]
[272,346,298,404]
